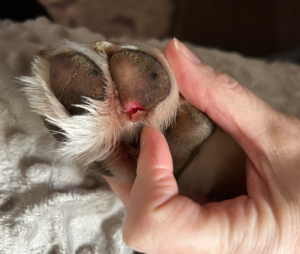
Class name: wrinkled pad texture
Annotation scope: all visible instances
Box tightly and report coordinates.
[0,17,300,254]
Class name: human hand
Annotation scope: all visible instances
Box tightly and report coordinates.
[104,38,300,254]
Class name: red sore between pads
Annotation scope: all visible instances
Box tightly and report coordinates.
[125,101,146,122]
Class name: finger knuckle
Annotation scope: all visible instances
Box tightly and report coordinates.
[123,220,154,251]
[213,70,239,89]
[256,113,300,169]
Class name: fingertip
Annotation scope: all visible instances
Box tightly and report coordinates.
[165,38,210,112]
[139,126,161,149]
[164,38,176,57]
[138,127,173,173]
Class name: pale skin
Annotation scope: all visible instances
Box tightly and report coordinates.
[104,38,300,254]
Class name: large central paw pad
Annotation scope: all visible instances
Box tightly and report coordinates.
[110,50,171,122]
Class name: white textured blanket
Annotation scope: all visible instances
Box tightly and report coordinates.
[0,18,132,254]
[0,17,299,254]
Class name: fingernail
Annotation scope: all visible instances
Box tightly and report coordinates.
[140,127,150,149]
[173,38,202,64]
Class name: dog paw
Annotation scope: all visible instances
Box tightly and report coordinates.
[21,40,214,181]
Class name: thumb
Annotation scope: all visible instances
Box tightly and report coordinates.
[123,127,178,249]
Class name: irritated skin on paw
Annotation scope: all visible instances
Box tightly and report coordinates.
[50,51,107,115]
[109,50,171,120]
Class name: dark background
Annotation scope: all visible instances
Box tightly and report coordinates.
[0,0,50,23]
[172,0,300,58]
[1,0,300,62]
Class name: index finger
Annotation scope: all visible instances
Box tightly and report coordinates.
[164,38,290,169]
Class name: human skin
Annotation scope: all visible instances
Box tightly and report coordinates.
[104,38,300,254]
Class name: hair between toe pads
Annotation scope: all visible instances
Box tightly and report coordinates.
[21,40,215,181]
